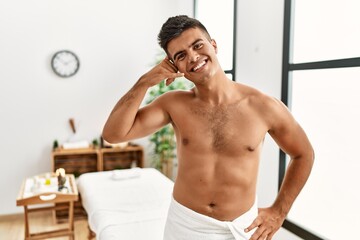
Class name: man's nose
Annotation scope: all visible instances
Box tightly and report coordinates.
[188,50,199,63]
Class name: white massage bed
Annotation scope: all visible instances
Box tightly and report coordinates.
[77,168,174,240]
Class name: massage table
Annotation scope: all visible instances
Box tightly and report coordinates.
[77,168,174,240]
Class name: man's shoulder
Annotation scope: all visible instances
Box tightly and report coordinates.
[234,83,272,102]
[234,82,283,111]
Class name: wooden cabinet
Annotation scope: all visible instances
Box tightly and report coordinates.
[52,145,144,173]
[51,145,144,221]
[52,148,100,178]
[101,147,144,170]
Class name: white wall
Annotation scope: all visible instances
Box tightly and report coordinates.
[236,1,303,239]
[0,0,193,215]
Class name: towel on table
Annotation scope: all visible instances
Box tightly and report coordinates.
[111,168,142,180]
[163,196,257,240]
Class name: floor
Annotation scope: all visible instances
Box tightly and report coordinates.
[0,211,89,240]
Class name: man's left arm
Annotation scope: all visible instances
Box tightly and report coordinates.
[246,97,314,240]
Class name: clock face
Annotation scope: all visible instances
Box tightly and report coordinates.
[51,50,80,78]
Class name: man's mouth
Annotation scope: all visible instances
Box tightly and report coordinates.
[192,60,207,72]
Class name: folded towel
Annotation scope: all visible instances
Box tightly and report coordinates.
[111,168,142,180]
[63,140,89,149]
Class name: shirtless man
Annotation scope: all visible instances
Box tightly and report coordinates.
[102,15,314,240]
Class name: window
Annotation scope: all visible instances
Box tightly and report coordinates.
[292,0,360,63]
[194,0,237,80]
[281,0,360,239]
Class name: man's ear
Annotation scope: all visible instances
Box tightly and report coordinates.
[211,39,218,54]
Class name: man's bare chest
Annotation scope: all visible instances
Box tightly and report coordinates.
[170,103,268,153]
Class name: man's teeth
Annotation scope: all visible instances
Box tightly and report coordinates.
[193,61,206,71]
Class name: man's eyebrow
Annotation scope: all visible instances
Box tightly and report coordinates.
[172,39,203,60]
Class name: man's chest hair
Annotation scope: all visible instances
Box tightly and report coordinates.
[187,103,263,152]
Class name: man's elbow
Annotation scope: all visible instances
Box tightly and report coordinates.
[302,147,315,170]
[102,129,121,144]
[294,147,315,167]
[309,148,315,166]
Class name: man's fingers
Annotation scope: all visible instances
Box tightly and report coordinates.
[165,73,184,86]
[175,72,184,78]
[165,78,175,86]
[245,207,283,240]
[266,231,275,240]
[249,225,266,240]
[163,58,178,72]
[258,228,272,240]
[245,218,261,233]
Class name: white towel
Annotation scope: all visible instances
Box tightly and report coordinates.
[62,140,89,149]
[76,168,174,239]
[163,196,257,240]
[110,168,142,180]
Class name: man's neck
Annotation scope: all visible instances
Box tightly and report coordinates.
[193,73,235,105]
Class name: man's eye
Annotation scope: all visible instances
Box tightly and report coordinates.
[194,43,203,49]
[177,53,185,61]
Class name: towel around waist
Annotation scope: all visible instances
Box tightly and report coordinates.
[166,196,258,237]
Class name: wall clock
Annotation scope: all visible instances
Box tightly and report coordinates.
[51,50,80,78]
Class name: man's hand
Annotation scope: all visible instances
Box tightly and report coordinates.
[245,207,285,240]
[140,57,184,87]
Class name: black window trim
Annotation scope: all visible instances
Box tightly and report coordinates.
[280,0,360,239]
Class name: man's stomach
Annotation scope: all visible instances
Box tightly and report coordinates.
[172,156,259,221]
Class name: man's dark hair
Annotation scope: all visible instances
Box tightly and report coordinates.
[158,15,211,54]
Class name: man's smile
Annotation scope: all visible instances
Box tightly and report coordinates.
[191,59,208,72]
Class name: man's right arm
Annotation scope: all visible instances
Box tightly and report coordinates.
[102,58,183,143]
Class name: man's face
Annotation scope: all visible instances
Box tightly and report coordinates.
[166,27,219,83]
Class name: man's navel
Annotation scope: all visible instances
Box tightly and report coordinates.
[209,202,216,208]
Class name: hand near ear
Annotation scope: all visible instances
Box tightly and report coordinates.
[164,57,182,86]
[140,57,183,87]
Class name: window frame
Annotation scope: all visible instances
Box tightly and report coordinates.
[280,0,360,239]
